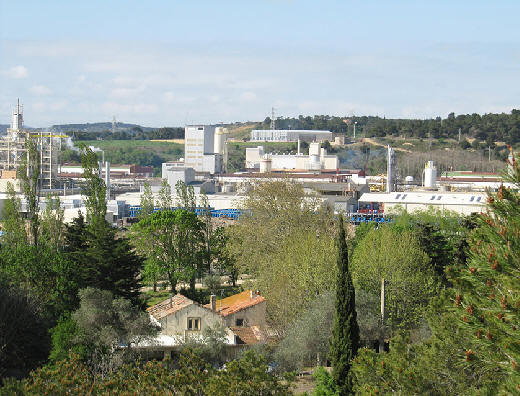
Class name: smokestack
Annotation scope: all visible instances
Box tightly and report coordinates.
[210,295,216,311]
[386,146,395,193]
[105,162,110,200]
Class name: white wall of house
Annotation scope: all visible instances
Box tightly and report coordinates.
[222,301,267,329]
[159,304,223,336]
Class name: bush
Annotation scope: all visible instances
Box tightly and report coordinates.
[313,366,338,396]
[203,274,222,294]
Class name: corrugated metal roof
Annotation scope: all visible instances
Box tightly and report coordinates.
[359,191,488,206]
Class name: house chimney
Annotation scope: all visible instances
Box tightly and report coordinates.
[210,294,216,311]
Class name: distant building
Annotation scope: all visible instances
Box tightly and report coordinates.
[250,129,333,142]
[184,125,228,174]
[358,191,487,215]
[245,142,338,171]
[0,100,64,190]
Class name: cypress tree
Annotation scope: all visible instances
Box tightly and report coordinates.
[330,215,360,395]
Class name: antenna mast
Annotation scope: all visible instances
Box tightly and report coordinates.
[112,116,116,134]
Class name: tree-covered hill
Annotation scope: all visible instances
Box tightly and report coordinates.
[263,110,520,145]
[50,122,154,133]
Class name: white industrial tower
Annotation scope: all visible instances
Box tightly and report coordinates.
[386,146,396,193]
[1,100,65,190]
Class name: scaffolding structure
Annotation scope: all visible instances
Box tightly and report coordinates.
[1,100,65,190]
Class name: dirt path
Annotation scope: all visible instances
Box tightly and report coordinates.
[362,137,412,153]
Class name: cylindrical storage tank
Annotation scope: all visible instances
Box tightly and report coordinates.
[214,127,227,155]
[222,183,235,193]
[309,154,321,170]
[259,157,272,173]
[424,161,437,189]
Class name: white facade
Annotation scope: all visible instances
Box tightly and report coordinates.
[359,191,488,215]
[184,125,226,174]
[162,165,195,189]
[250,129,333,142]
[245,143,339,171]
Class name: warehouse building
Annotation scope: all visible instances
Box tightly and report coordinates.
[358,191,488,215]
[250,129,332,142]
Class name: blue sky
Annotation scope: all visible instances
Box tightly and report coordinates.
[1,0,519,127]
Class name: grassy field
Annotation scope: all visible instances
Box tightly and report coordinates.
[81,140,184,157]
[79,140,184,171]
[227,122,259,140]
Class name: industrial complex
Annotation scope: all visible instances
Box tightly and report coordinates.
[0,100,510,225]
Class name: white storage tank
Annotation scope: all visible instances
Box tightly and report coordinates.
[424,161,437,189]
[259,155,272,173]
[309,154,321,170]
[214,127,228,155]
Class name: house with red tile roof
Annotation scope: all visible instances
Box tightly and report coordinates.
[136,290,267,358]
[204,290,266,330]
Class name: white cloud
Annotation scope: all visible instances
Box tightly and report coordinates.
[163,91,175,102]
[30,85,52,96]
[32,100,68,112]
[108,86,144,99]
[102,102,158,115]
[3,65,28,79]
[240,91,257,101]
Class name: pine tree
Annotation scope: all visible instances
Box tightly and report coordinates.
[449,149,520,393]
[330,215,360,395]
[68,147,143,306]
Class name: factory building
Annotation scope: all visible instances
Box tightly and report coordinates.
[0,100,65,190]
[250,129,333,142]
[245,142,338,171]
[358,191,487,216]
[184,125,228,174]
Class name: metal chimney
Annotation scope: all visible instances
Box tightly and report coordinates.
[386,146,395,193]
[105,162,110,200]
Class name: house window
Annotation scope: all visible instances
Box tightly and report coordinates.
[187,317,201,331]
[236,318,244,326]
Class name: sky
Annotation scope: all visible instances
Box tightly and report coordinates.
[1,0,519,127]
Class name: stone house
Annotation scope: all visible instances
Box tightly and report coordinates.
[137,290,266,359]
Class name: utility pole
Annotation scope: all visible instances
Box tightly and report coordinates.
[379,278,386,353]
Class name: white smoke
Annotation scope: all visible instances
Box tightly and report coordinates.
[64,137,80,152]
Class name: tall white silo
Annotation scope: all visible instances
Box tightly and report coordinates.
[424,160,437,189]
